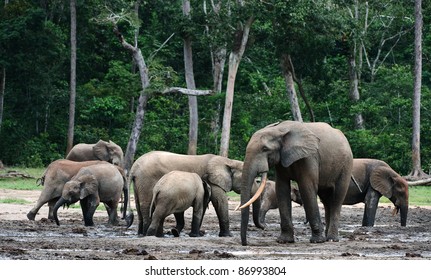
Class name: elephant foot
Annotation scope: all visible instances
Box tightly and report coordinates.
[171,228,180,237]
[276,233,295,244]
[84,222,95,227]
[310,235,326,243]
[27,212,36,221]
[125,212,134,228]
[218,230,232,237]
[326,235,339,242]
[189,230,205,237]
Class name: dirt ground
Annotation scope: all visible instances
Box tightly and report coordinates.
[0,188,430,260]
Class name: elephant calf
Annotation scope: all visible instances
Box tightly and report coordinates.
[53,163,128,227]
[27,159,107,221]
[66,139,124,167]
[251,179,302,228]
[147,171,211,237]
[257,159,409,227]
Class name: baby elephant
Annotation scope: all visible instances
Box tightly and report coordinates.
[251,179,302,228]
[52,163,128,227]
[147,171,211,237]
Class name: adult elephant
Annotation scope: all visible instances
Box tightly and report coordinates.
[147,171,211,237]
[345,158,409,226]
[256,159,409,227]
[239,121,353,245]
[27,159,106,221]
[53,163,128,226]
[66,140,124,167]
[129,151,243,237]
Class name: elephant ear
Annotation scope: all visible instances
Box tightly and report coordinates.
[206,157,235,192]
[79,175,98,199]
[280,123,320,168]
[370,166,397,198]
[93,140,110,161]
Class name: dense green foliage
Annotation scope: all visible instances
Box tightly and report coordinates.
[0,0,430,176]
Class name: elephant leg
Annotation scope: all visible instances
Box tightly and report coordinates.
[276,178,295,243]
[252,198,266,229]
[80,198,97,226]
[321,176,350,241]
[147,208,165,237]
[189,207,204,237]
[106,202,119,226]
[173,212,185,233]
[27,194,59,221]
[210,186,232,237]
[296,177,325,243]
[47,198,60,220]
[362,190,381,226]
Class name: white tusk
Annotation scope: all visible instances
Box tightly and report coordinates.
[236,173,268,210]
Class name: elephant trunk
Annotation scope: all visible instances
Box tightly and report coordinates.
[240,160,267,245]
[53,197,68,226]
[400,205,408,227]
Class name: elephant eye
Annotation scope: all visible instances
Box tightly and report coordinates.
[262,146,269,152]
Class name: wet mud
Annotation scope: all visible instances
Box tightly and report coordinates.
[0,189,430,260]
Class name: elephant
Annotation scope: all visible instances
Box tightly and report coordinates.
[238,120,353,245]
[52,163,128,226]
[256,159,409,227]
[147,171,211,237]
[27,159,107,221]
[66,140,124,167]
[129,151,243,237]
[251,179,302,228]
[344,158,409,226]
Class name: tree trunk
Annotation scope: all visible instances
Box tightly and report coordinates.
[0,67,5,132]
[113,26,150,174]
[409,0,427,178]
[212,47,226,93]
[183,0,198,155]
[66,0,77,155]
[349,48,364,129]
[219,16,254,157]
[280,54,303,122]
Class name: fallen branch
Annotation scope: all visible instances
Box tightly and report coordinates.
[406,177,431,186]
[0,170,35,179]
[162,87,214,96]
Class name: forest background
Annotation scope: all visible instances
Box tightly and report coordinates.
[0,0,430,178]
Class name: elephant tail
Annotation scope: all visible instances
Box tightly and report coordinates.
[149,190,159,219]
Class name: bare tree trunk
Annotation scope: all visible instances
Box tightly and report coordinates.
[183,0,198,155]
[219,16,254,157]
[66,0,77,155]
[349,51,364,129]
[280,54,303,122]
[409,0,427,179]
[114,26,150,174]
[0,67,5,132]
[212,47,226,93]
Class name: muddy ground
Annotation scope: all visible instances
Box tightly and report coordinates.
[0,188,430,260]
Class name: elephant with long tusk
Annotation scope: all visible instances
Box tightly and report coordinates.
[239,121,353,246]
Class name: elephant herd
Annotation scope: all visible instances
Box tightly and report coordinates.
[27,121,409,246]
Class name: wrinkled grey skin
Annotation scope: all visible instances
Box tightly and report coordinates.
[27,159,106,221]
[240,121,353,245]
[129,151,243,237]
[257,159,409,227]
[53,163,128,226]
[66,140,124,167]
[147,171,211,237]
